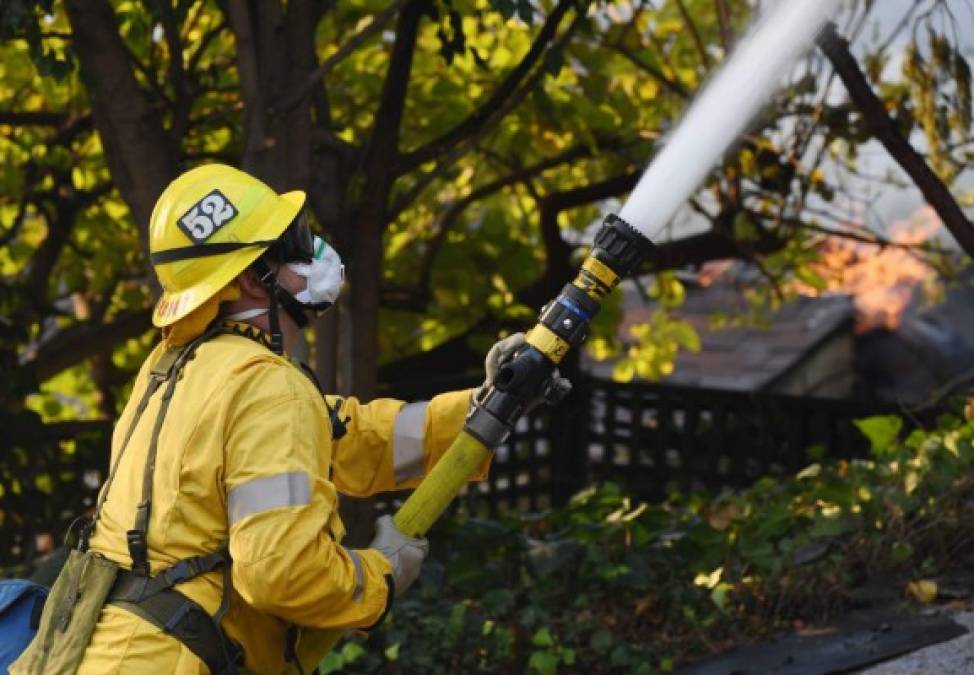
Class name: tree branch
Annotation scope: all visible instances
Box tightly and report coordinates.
[362,0,425,172]
[518,171,641,308]
[0,163,38,247]
[647,228,786,271]
[28,310,153,382]
[158,1,191,143]
[607,43,690,99]
[675,0,712,68]
[390,134,631,218]
[26,181,114,301]
[186,20,229,74]
[398,0,575,173]
[817,22,974,260]
[784,216,950,255]
[714,0,732,50]
[276,0,407,115]
[0,111,67,126]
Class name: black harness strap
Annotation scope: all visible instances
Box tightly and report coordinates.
[284,625,306,675]
[110,579,242,675]
[116,547,230,602]
[109,546,241,674]
[298,361,349,441]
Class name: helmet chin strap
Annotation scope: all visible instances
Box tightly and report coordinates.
[274,286,312,329]
[251,259,308,355]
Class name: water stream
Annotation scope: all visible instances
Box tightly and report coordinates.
[618,0,843,238]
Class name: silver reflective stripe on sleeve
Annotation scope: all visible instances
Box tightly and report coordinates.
[345,548,365,602]
[393,401,429,485]
[227,472,311,527]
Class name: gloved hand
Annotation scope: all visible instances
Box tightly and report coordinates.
[369,515,429,598]
[482,332,573,410]
[484,332,526,384]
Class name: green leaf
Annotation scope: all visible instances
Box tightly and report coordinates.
[795,265,827,291]
[340,642,365,663]
[796,463,821,480]
[854,415,903,456]
[532,627,555,647]
[710,581,734,612]
[529,650,559,675]
[317,652,344,675]
[610,644,632,668]
[589,628,614,654]
[892,541,914,564]
[384,642,400,661]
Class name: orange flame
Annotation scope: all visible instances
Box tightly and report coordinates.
[697,260,735,288]
[794,207,943,332]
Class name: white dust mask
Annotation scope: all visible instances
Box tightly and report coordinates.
[286,236,344,312]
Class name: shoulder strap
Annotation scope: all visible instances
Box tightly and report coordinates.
[127,324,224,575]
[297,361,350,441]
[81,346,187,551]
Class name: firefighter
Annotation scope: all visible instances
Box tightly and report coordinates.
[20,164,516,674]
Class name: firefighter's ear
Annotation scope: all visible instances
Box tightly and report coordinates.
[237,267,270,300]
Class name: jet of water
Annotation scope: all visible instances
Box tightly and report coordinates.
[618,0,842,238]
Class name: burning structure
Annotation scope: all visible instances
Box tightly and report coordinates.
[791,207,944,334]
[588,207,970,406]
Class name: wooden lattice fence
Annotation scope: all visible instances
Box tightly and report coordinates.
[379,375,894,517]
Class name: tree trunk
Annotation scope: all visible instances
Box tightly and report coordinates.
[313,310,340,393]
[230,0,316,191]
[344,216,385,399]
[308,145,355,393]
[64,0,176,253]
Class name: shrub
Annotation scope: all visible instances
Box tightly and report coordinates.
[325,409,974,673]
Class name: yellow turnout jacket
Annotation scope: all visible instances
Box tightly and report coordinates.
[75,323,479,674]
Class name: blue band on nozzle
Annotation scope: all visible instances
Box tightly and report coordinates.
[557,296,592,322]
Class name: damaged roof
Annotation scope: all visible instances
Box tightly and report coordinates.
[584,280,855,392]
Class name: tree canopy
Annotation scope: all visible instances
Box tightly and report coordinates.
[0,0,972,561]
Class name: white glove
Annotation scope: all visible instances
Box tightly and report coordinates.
[369,515,428,598]
[485,332,526,384]
[483,332,573,410]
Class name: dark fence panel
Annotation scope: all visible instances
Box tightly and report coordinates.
[0,419,111,570]
[582,379,887,503]
[381,374,894,516]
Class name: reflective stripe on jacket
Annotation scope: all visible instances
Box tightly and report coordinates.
[79,331,480,674]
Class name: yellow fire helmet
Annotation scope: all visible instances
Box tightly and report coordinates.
[149,164,306,327]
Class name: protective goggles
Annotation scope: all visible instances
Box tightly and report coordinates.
[264,211,315,264]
